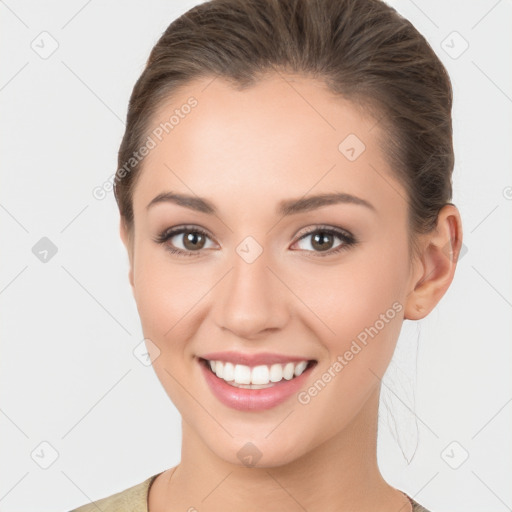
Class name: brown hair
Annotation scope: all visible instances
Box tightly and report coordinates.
[114,0,454,246]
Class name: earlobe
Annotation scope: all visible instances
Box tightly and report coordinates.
[404,205,463,320]
[119,217,135,291]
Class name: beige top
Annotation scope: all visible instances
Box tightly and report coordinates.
[68,472,431,512]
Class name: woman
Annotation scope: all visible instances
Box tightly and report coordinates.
[71,0,462,510]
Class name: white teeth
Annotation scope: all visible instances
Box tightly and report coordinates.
[234,364,251,384]
[283,362,295,380]
[294,361,308,377]
[251,365,270,385]
[223,362,235,381]
[205,359,311,387]
[269,363,283,382]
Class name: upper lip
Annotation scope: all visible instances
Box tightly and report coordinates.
[199,351,316,367]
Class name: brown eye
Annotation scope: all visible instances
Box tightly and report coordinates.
[292,226,356,257]
[181,230,207,250]
[310,231,335,252]
[154,225,216,257]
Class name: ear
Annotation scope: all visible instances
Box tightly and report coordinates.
[404,204,463,320]
[119,217,135,291]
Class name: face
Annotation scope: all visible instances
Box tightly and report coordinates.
[121,73,421,467]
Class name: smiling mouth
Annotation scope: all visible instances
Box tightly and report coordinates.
[198,357,317,389]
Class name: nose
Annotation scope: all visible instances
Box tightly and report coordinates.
[213,245,290,340]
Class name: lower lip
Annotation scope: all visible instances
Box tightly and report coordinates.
[198,358,316,411]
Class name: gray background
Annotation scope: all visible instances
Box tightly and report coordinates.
[1,1,511,511]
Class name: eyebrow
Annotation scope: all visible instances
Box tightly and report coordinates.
[146,191,376,216]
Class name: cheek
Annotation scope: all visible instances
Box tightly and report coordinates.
[132,245,197,343]
[297,237,408,359]
[132,248,203,407]
[291,248,407,433]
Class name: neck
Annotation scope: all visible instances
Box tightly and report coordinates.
[151,386,410,512]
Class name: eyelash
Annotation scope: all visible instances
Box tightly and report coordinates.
[153,224,357,258]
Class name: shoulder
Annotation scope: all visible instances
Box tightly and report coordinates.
[68,473,161,512]
[404,493,433,512]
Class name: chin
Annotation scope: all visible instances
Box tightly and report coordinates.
[203,430,311,469]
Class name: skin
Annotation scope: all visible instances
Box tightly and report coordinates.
[119,73,462,512]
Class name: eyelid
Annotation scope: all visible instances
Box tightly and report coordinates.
[153,224,218,255]
[290,225,357,256]
[294,224,354,240]
[157,224,216,241]
[155,223,357,257]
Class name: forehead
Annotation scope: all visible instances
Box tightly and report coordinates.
[132,73,406,219]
